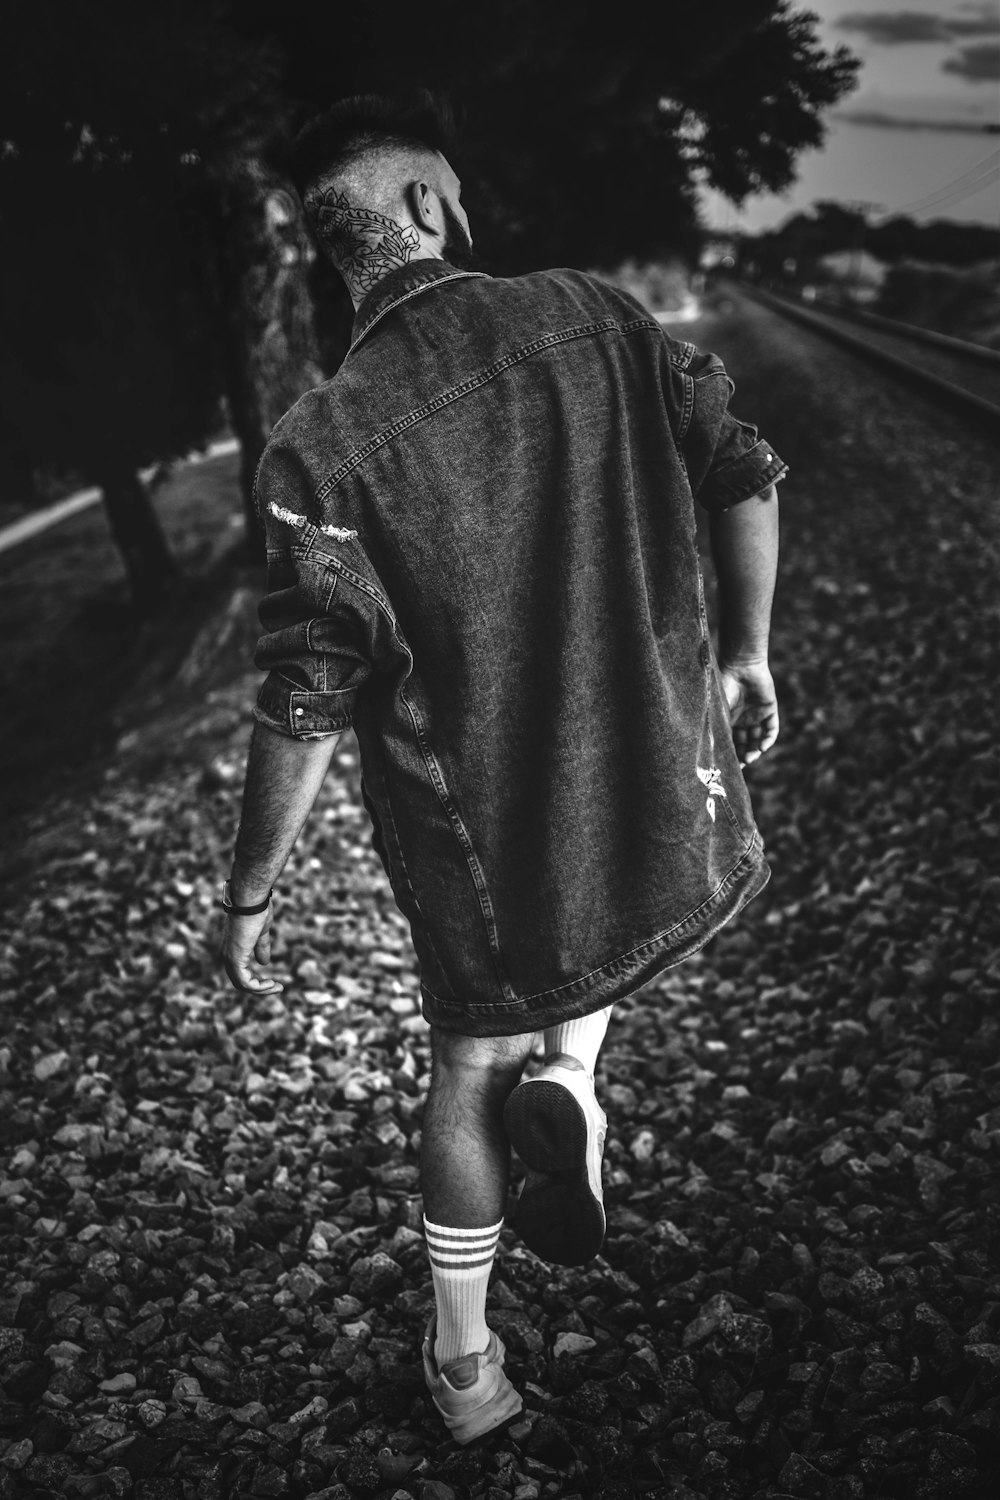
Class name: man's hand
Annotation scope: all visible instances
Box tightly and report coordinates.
[220,904,284,995]
[718,659,779,768]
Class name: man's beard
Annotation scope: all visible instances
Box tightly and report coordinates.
[441,199,485,273]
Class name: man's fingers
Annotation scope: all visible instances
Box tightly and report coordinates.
[224,952,283,994]
[221,912,282,994]
[759,714,779,754]
[734,706,779,767]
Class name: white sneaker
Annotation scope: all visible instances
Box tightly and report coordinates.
[421,1317,523,1444]
[503,1052,608,1265]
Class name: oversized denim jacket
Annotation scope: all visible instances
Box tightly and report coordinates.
[253,260,787,1035]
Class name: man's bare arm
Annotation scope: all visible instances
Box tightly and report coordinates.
[708,484,780,765]
[221,720,341,992]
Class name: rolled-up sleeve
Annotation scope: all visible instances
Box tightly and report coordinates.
[252,443,372,740]
[682,351,788,513]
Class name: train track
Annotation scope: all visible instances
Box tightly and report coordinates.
[735,284,1000,435]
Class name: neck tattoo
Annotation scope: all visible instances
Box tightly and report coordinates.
[310,187,421,298]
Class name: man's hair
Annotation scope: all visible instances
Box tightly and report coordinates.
[287,93,454,203]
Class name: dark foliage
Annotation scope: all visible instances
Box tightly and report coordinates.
[0,1,857,587]
[744,201,1000,282]
[239,0,857,271]
[877,260,1000,346]
[0,156,223,481]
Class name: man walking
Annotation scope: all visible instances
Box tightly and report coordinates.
[220,94,784,1443]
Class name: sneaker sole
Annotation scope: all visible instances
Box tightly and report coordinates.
[504,1079,606,1266]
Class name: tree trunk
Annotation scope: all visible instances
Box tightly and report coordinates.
[212,152,324,557]
[98,464,178,611]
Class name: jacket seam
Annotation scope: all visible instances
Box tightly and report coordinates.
[314,319,659,504]
[264,529,414,709]
[670,340,697,370]
[677,370,696,443]
[399,685,517,1006]
[304,571,338,691]
[364,764,454,988]
[294,525,402,638]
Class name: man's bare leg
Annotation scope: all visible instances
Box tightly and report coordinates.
[421,1028,534,1364]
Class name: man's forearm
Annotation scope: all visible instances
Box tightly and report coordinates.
[230,720,341,900]
[708,485,779,664]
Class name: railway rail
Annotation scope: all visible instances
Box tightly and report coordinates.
[734,283,1000,435]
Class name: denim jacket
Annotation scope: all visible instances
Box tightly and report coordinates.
[253,260,787,1035]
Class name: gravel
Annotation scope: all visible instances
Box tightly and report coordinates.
[1,288,998,1500]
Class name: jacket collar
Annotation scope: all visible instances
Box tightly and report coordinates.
[349,259,490,355]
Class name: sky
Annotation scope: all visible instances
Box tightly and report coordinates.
[700,0,1000,234]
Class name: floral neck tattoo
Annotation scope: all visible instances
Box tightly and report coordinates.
[310,187,421,298]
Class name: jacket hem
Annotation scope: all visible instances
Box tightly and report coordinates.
[419,836,770,1036]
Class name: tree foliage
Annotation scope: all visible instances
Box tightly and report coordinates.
[232,0,858,270]
[746,201,1000,278]
[1,156,221,479]
[0,0,857,595]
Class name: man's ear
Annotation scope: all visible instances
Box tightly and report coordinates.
[407,180,441,237]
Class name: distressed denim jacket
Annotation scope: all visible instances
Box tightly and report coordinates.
[253,260,787,1035]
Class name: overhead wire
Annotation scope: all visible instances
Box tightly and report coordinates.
[891,155,1000,214]
[898,145,1000,201]
[899,167,1000,217]
[888,147,1000,216]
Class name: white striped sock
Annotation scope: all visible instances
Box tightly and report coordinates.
[544,1005,613,1076]
[424,1216,503,1366]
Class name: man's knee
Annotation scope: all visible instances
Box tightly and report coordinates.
[430,1027,534,1080]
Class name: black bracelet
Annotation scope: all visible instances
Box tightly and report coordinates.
[220,880,273,916]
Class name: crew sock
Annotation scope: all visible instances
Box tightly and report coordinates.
[543,1006,613,1077]
[424,1216,503,1367]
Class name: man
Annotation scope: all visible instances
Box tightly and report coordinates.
[221,94,784,1444]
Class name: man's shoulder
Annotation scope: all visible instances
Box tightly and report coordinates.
[485,265,659,321]
[263,376,345,461]
[490,270,711,376]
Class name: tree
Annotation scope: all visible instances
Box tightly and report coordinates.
[0,151,224,604]
[233,0,857,270]
[1,0,857,603]
[0,0,320,598]
[210,150,324,553]
[744,203,999,287]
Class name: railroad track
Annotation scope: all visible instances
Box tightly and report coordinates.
[734,283,1000,435]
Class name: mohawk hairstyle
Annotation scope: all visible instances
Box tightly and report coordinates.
[287,92,455,202]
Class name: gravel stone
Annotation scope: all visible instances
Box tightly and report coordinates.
[3,292,999,1499]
